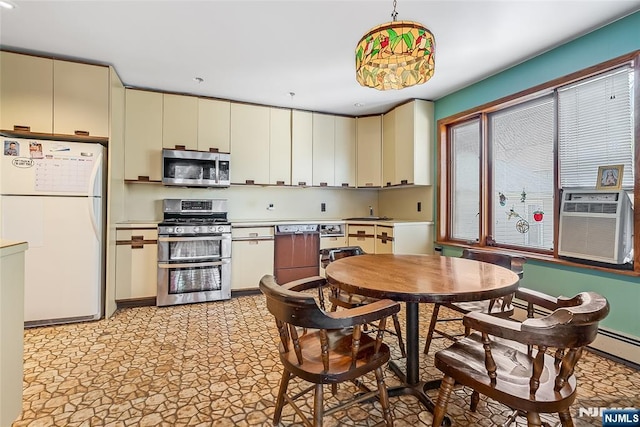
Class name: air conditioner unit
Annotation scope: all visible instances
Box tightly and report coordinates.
[558,189,633,264]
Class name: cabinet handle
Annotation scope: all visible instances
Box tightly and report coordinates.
[298,181,306,186]
[386,182,392,187]
[74,130,89,136]
[276,181,285,186]
[342,183,349,187]
[320,182,327,187]
[138,176,150,182]
[131,242,144,249]
[245,179,255,185]
[174,145,186,150]
[131,235,144,241]
[365,183,373,187]
[249,232,258,237]
[208,147,219,153]
[400,179,408,185]
[13,125,30,132]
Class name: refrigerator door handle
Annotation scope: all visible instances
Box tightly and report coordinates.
[89,195,101,241]
[89,150,104,198]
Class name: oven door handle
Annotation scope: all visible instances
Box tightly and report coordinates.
[158,235,230,242]
[157,259,230,269]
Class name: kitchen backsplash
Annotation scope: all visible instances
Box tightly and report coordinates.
[123,184,432,222]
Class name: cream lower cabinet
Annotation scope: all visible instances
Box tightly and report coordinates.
[115,228,158,300]
[231,227,274,291]
[349,222,434,255]
[347,224,376,253]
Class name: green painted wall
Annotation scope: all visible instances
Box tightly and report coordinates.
[433,11,640,339]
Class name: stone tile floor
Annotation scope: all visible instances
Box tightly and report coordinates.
[13,294,640,426]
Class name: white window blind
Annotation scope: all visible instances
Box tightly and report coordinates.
[451,119,480,241]
[559,66,634,189]
[489,96,555,250]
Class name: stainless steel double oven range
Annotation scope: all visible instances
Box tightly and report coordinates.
[157,199,231,306]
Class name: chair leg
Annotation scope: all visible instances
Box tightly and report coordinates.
[424,304,441,354]
[432,375,454,427]
[374,367,393,426]
[391,313,406,358]
[526,411,542,427]
[273,369,291,425]
[470,390,480,412]
[313,383,324,426]
[558,409,574,427]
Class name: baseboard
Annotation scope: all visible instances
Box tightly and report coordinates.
[231,288,261,297]
[512,302,640,368]
[115,297,156,309]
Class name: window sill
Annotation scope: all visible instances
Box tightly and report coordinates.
[436,241,640,278]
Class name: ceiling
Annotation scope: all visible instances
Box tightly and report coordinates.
[1,1,639,116]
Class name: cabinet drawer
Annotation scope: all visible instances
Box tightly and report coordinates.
[320,235,348,249]
[347,224,375,237]
[116,228,158,247]
[232,227,274,239]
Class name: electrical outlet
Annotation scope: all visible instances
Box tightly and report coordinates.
[417,202,422,212]
[321,202,326,212]
[267,203,275,210]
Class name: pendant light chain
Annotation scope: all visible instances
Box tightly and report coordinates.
[391,0,398,21]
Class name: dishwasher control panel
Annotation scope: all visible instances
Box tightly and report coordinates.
[276,224,319,234]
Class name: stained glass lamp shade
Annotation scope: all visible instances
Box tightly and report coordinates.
[355,20,435,90]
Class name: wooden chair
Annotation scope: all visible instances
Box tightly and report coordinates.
[260,274,399,427]
[431,288,610,427]
[423,249,525,355]
[326,246,406,358]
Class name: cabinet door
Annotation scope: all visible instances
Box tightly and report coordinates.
[269,108,291,185]
[394,101,415,185]
[198,98,230,153]
[382,109,396,187]
[292,110,313,186]
[334,116,356,188]
[231,239,274,290]
[115,229,158,300]
[163,94,198,150]
[375,225,394,254]
[54,61,109,137]
[312,113,335,187]
[230,103,270,184]
[356,116,382,188]
[347,224,376,253]
[124,89,163,181]
[0,52,53,133]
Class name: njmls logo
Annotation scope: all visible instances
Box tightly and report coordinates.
[602,408,640,426]
[578,407,638,418]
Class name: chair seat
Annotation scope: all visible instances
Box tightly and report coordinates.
[446,300,514,318]
[281,329,391,384]
[434,333,577,414]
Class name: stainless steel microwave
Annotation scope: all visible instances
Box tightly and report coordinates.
[162,149,230,187]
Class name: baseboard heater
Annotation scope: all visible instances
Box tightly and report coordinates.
[511,300,640,369]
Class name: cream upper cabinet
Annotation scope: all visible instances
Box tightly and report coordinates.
[0,52,53,133]
[269,108,291,185]
[198,98,230,153]
[383,100,434,186]
[334,116,357,188]
[162,93,198,150]
[382,109,396,187]
[53,60,109,137]
[292,110,313,186]
[1,52,109,137]
[312,113,335,187]
[356,115,382,188]
[230,103,270,184]
[124,89,163,181]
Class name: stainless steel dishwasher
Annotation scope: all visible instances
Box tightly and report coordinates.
[274,224,320,284]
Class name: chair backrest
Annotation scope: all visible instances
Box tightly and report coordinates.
[520,290,609,348]
[329,246,366,262]
[461,248,525,278]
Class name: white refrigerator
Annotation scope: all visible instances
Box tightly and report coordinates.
[1,137,104,326]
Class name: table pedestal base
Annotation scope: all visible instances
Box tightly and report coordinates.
[387,361,451,426]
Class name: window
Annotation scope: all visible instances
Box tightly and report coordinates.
[440,55,637,259]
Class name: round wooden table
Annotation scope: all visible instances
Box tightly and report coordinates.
[325,254,520,422]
